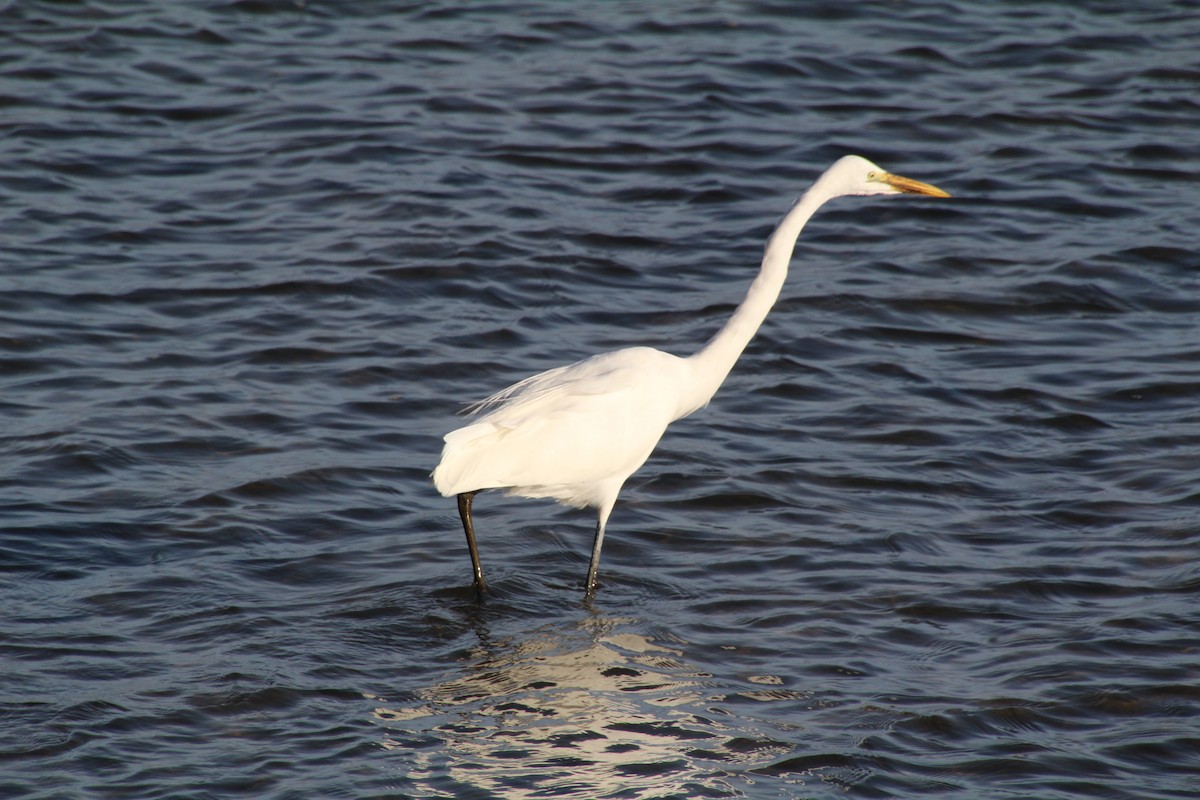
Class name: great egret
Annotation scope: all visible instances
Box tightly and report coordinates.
[433,155,949,598]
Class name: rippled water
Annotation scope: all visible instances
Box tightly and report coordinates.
[3,2,1199,798]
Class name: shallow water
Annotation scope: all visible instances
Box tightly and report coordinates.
[3,2,1199,798]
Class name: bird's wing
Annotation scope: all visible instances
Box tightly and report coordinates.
[463,348,655,422]
[435,348,684,501]
[462,362,576,417]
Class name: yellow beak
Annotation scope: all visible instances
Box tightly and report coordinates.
[880,172,951,198]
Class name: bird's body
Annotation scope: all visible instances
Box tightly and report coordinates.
[434,346,689,510]
[432,155,949,598]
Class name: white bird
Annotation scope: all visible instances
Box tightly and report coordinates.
[433,155,949,598]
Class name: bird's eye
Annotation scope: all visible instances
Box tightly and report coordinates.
[867,171,878,181]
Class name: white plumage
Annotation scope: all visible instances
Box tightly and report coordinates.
[432,155,950,598]
[435,348,690,510]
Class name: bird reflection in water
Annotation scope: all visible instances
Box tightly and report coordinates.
[370,613,806,797]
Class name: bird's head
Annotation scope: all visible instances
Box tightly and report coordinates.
[823,154,950,199]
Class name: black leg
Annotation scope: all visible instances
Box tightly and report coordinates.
[584,517,607,598]
[457,491,487,599]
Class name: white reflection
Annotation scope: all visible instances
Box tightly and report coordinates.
[371,613,786,798]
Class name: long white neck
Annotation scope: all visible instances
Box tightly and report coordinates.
[678,181,834,417]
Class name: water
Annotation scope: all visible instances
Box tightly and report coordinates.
[3,1,1199,798]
